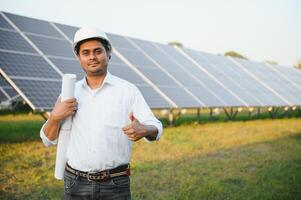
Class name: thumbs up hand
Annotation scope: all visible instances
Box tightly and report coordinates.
[122,112,147,142]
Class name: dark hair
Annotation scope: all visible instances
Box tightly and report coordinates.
[75,37,111,55]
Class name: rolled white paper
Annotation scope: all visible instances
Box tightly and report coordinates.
[54,74,76,180]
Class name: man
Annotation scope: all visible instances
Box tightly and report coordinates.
[40,27,163,199]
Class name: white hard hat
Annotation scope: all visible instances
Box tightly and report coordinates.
[73,26,112,54]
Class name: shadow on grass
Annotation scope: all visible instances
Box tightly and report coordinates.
[131,133,301,200]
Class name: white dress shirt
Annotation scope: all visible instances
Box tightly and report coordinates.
[40,72,163,172]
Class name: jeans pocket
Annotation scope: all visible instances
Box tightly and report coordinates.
[111,176,130,187]
[64,171,78,190]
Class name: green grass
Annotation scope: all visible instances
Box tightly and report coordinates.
[0,114,301,199]
[0,114,44,143]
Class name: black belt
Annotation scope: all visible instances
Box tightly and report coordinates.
[66,163,130,182]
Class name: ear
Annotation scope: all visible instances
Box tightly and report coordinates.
[76,52,81,60]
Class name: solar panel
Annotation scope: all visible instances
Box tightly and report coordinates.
[181,48,263,107]
[108,33,201,108]
[11,78,61,110]
[4,12,63,39]
[3,87,17,98]
[127,38,228,107]
[232,58,294,106]
[0,29,37,53]
[54,23,78,41]
[0,13,173,110]
[49,57,84,80]
[265,66,301,105]
[0,76,19,102]
[0,90,7,102]
[219,59,286,107]
[107,52,171,108]
[268,64,301,88]
[158,45,244,107]
[0,51,61,79]
[0,77,11,102]
[1,11,300,112]
[0,15,13,30]
[27,34,74,58]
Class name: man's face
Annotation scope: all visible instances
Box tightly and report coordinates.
[77,39,109,77]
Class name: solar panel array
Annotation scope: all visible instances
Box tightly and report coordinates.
[0,11,300,112]
[0,76,19,102]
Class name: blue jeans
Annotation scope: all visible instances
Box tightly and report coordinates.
[64,169,131,200]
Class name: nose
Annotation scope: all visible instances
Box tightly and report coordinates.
[89,52,96,60]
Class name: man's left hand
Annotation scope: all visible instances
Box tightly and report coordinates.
[122,113,147,142]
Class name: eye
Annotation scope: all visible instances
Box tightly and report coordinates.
[95,49,103,54]
[82,51,89,56]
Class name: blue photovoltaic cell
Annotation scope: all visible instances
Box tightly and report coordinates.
[0,29,37,53]
[182,49,263,107]
[157,45,243,107]
[110,52,127,65]
[109,64,146,85]
[234,58,295,106]
[54,23,79,40]
[12,78,61,110]
[49,57,84,80]
[108,52,171,108]
[0,76,8,86]
[128,37,226,107]
[218,59,285,107]
[136,85,171,109]
[276,66,301,105]
[107,33,133,49]
[0,14,13,30]
[273,65,301,87]
[0,76,19,102]
[109,64,170,108]
[0,51,61,79]
[5,12,63,39]
[27,34,75,58]
[264,64,301,105]
[0,90,7,102]
[108,33,201,108]
[4,87,18,98]
[117,48,156,68]
[0,76,10,102]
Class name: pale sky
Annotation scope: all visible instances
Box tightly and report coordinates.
[0,0,300,66]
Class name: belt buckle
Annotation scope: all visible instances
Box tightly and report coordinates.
[87,171,98,182]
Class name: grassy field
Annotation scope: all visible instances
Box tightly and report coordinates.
[0,114,301,199]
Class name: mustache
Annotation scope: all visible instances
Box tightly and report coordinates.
[88,61,100,65]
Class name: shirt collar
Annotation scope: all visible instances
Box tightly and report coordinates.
[81,71,117,90]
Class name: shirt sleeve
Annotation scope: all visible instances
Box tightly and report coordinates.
[40,120,58,147]
[131,85,163,142]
